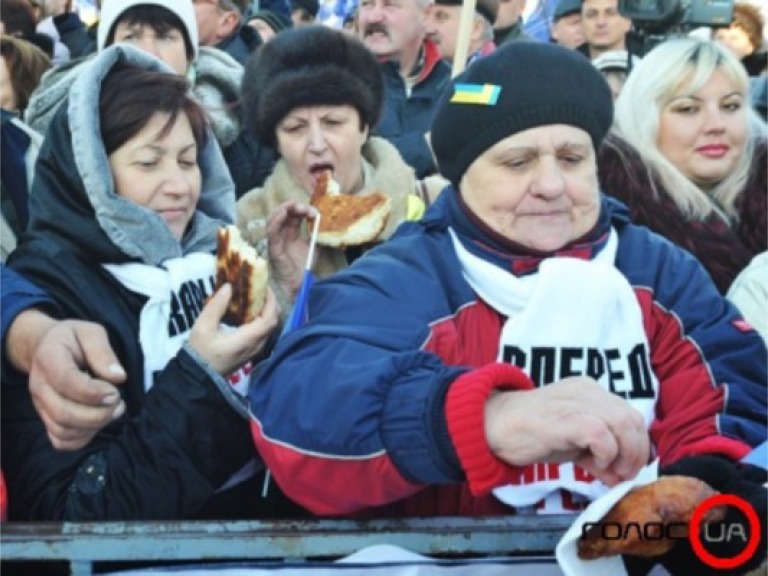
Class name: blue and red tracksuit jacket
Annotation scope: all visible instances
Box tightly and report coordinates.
[248,190,767,517]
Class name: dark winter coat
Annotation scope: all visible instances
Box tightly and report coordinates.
[598,136,767,294]
[214,24,263,66]
[375,39,451,179]
[2,46,269,521]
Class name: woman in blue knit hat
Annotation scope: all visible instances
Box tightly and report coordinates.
[247,41,766,576]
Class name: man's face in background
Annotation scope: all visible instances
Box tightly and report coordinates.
[551,11,584,49]
[358,0,429,60]
[581,0,631,53]
[494,0,524,29]
[425,3,461,60]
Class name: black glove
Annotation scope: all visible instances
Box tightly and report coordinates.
[656,455,766,576]
[622,555,658,576]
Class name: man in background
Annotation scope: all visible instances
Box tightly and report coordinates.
[358,0,450,178]
[493,0,533,45]
[577,0,634,59]
[549,0,583,48]
[193,0,261,64]
[425,0,498,65]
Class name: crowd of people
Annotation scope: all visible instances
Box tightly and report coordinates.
[1,0,766,575]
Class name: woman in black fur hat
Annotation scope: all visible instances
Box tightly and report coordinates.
[236,25,446,319]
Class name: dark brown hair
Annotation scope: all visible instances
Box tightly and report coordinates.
[0,0,36,38]
[0,0,54,57]
[0,34,51,112]
[99,62,208,156]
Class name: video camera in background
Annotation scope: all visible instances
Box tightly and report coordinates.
[619,0,734,54]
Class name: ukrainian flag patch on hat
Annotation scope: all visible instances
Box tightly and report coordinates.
[450,83,501,105]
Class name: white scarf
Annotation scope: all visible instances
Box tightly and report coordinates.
[449,228,658,513]
[103,253,250,396]
[104,254,257,491]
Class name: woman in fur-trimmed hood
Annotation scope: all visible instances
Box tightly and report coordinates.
[2,45,287,521]
[236,25,447,316]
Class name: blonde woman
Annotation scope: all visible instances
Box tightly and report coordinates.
[598,38,766,294]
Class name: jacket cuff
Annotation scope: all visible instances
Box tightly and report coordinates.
[182,342,249,419]
[663,436,753,467]
[445,363,534,496]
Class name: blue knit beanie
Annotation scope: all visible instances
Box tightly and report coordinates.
[431,42,613,186]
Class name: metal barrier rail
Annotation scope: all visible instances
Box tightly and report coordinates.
[1,515,573,575]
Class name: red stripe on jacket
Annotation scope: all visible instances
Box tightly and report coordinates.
[249,419,420,516]
[637,289,752,464]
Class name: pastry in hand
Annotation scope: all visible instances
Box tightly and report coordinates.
[214,225,268,325]
[577,475,726,559]
[308,169,391,247]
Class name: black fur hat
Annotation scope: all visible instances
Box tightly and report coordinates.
[241,26,384,148]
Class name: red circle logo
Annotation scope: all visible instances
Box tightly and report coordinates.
[689,494,761,570]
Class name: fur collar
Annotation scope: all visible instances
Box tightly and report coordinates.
[237,136,425,280]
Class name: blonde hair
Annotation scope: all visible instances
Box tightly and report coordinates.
[610,37,764,220]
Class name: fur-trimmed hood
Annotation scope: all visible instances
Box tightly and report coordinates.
[191,46,244,147]
[20,45,235,266]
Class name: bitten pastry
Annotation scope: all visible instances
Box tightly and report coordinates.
[577,475,726,559]
[214,225,268,325]
[309,169,391,247]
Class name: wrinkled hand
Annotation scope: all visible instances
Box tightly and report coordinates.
[188,283,280,375]
[27,318,127,451]
[485,377,649,486]
[266,201,316,298]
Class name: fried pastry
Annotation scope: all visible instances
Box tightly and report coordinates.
[577,475,726,559]
[309,169,391,247]
[214,225,268,325]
